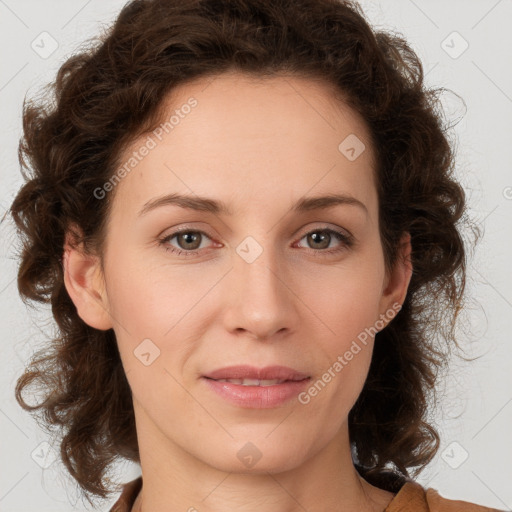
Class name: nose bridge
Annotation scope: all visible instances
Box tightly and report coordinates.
[236,236,285,305]
[225,234,295,338]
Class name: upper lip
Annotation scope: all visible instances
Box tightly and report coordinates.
[203,365,310,381]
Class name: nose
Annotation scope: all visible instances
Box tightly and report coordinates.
[222,242,299,341]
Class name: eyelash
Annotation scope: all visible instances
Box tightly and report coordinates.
[158,226,354,257]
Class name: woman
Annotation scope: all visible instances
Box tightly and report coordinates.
[9,0,504,510]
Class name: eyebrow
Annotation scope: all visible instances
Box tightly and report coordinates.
[138,192,368,217]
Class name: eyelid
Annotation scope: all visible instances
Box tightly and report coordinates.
[297,223,352,239]
[159,222,352,240]
[158,223,217,241]
[158,227,218,251]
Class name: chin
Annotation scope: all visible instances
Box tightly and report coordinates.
[201,438,309,475]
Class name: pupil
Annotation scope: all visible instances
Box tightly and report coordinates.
[310,231,329,249]
[181,232,199,249]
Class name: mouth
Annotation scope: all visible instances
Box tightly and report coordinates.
[205,377,308,386]
[202,364,310,382]
[201,365,311,408]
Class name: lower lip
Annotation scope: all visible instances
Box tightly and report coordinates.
[202,377,311,409]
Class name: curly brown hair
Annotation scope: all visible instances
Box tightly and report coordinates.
[9,0,480,505]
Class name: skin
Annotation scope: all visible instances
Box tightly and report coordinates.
[64,71,412,512]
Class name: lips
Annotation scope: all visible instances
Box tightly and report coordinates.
[201,365,311,408]
[202,365,310,383]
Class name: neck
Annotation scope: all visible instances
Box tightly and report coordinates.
[130,404,395,512]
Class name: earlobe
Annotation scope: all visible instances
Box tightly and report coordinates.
[379,231,413,324]
[62,228,113,331]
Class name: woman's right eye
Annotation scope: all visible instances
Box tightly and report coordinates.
[158,230,216,256]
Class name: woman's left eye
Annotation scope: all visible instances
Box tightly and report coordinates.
[158,227,353,257]
[295,228,354,254]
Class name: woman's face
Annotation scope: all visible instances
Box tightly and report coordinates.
[69,72,411,474]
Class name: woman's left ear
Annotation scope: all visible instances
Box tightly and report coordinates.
[378,231,413,322]
[62,226,114,331]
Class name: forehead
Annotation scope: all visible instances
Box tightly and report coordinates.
[110,71,377,219]
[156,71,373,159]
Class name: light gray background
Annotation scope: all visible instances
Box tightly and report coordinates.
[1,0,511,510]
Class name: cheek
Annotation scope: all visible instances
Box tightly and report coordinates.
[104,254,220,336]
[103,254,228,393]
[300,256,385,341]
[300,291,378,424]
[104,261,200,408]
[296,254,384,399]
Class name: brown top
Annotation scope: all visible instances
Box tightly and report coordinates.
[109,476,506,512]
